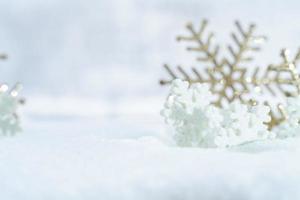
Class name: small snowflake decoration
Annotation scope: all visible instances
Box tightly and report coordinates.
[161,79,274,148]
[216,102,275,147]
[161,79,222,147]
[0,83,24,135]
[276,96,300,138]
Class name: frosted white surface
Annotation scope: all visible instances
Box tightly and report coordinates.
[6,95,295,199]
[1,131,300,200]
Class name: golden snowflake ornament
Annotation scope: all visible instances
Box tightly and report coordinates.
[160,20,300,129]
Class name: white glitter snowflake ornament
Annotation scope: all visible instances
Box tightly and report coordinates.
[161,79,223,147]
[0,83,24,135]
[215,102,274,147]
[161,79,275,148]
[276,96,300,138]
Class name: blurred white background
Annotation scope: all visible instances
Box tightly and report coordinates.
[0,0,299,136]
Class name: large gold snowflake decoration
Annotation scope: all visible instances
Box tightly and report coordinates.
[160,20,300,128]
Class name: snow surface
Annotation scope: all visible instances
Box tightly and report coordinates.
[3,96,298,200]
[1,130,300,200]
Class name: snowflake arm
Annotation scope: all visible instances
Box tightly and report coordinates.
[160,19,221,86]
[275,95,300,138]
[215,102,273,147]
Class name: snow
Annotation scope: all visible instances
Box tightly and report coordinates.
[1,130,300,200]
[4,93,300,200]
[3,95,298,200]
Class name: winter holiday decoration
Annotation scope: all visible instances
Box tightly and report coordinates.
[0,53,24,135]
[276,96,300,139]
[160,20,300,129]
[161,79,274,147]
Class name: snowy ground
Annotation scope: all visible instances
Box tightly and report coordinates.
[2,127,300,200]
[0,96,295,200]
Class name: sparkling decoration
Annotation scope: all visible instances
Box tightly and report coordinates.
[276,96,300,138]
[216,101,274,147]
[0,83,24,135]
[160,20,300,129]
[0,53,24,135]
[161,79,222,147]
[161,79,273,148]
